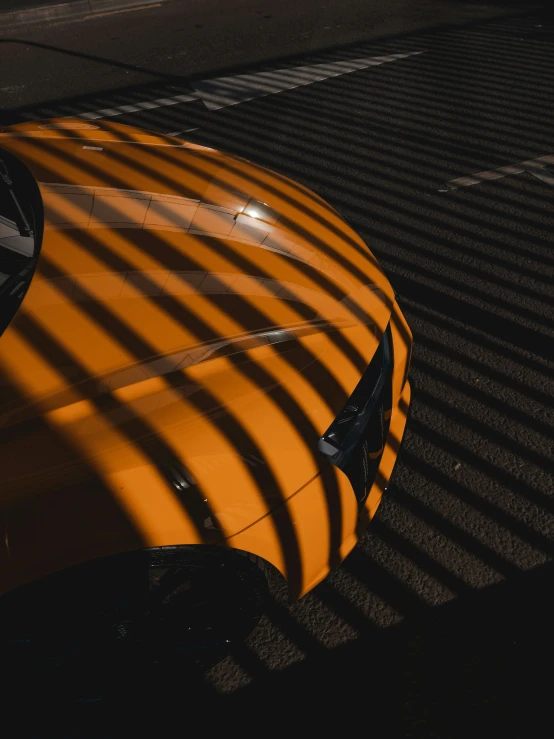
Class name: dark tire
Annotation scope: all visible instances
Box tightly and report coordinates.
[0,547,268,703]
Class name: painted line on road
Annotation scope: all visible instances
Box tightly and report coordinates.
[443,154,554,190]
[74,50,425,121]
[78,93,199,120]
[191,51,425,110]
[84,4,161,19]
[521,162,554,187]
[165,127,200,136]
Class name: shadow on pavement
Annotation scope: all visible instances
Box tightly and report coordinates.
[6,558,553,736]
[2,5,554,737]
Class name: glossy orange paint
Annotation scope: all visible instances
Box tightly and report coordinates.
[0,119,411,598]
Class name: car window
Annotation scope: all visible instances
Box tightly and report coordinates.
[0,152,42,337]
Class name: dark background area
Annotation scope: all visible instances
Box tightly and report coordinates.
[1,1,553,735]
[1,0,545,109]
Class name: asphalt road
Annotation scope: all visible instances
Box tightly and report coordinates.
[1,1,554,735]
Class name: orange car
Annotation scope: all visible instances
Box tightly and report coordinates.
[0,119,411,658]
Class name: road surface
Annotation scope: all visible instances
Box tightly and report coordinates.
[1,1,553,735]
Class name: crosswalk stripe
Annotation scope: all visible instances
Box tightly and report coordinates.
[67,50,424,121]
[76,93,199,120]
[191,52,424,110]
[445,154,554,189]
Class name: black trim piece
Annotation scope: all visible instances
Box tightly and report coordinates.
[318,324,394,506]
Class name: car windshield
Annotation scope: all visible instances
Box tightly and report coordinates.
[0,153,40,337]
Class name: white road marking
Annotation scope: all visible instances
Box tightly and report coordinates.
[83,3,161,20]
[191,51,425,110]
[165,127,200,136]
[445,154,554,190]
[73,50,424,121]
[521,161,554,187]
[78,93,199,120]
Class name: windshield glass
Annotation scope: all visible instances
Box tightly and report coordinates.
[0,152,42,337]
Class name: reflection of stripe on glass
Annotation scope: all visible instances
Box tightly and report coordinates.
[44,128,388,303]
[33,142,370,414]
[40,182,356,287]
[30,122,386,304]
[30,134,386,346]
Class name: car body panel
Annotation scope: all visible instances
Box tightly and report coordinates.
[231,364,411,597]
[0,119,411,598]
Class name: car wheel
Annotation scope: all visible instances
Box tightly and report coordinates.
[108,547,268,663]
[1,547,268,702]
